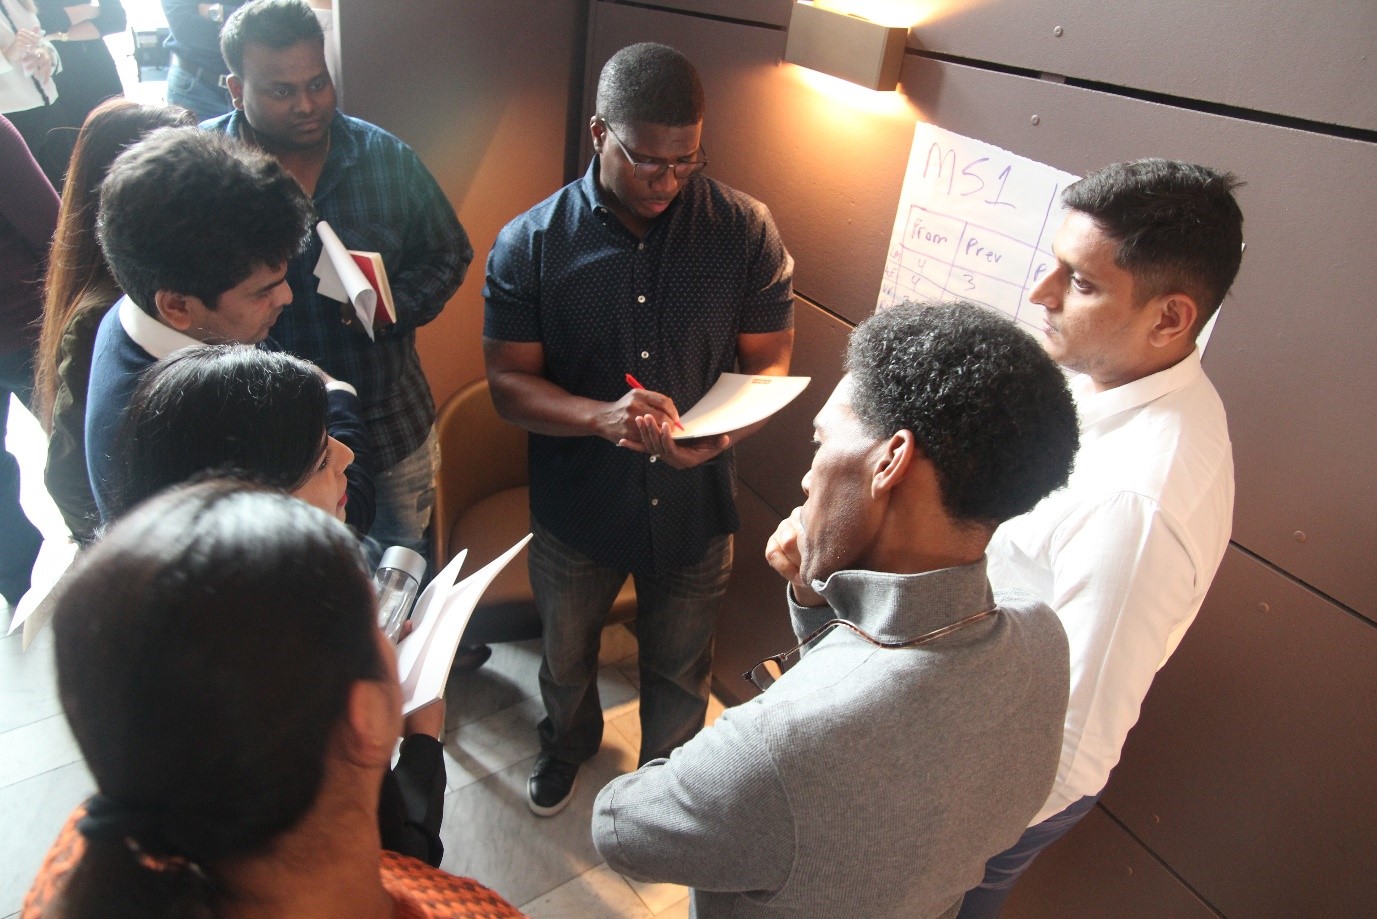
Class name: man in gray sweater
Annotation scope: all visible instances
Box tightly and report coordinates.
[592,301,1079,918]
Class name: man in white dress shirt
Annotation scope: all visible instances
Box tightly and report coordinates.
[959,159,1245,917]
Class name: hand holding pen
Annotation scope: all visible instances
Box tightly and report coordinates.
[624,374,685,431]
[618,373,730,470]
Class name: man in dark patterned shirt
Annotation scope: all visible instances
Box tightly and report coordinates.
[207,0,472,558]
[484,43,795,817]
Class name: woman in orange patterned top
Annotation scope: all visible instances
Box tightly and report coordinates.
[22,480,523,919]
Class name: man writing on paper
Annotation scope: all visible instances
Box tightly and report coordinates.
[959,159,1244,916]
[484,42,795,817]
[208,0,472,558]
[86,126,375,534]
[592,303,1079,919]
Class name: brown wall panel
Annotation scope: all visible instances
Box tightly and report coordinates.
[735,297,852,520]
[338,0,585,409]
[611,0,791,28]
[1006,806,1217,918]
[1100,546,1377,917]
[713,482,798,704]
[908,0,1377,132]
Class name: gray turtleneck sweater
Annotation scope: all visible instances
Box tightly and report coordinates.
[592,558,1068,919]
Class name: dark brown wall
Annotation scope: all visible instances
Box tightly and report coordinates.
[338,0,587,407]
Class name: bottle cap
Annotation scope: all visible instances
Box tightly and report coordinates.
[378,546,426,582]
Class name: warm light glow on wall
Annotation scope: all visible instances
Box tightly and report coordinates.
[814,0,987,29]
[786,62,916,119]
[813,0,936,28]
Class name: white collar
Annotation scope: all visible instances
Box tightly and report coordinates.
[118,296,201,360]
[1073,349,1204,429]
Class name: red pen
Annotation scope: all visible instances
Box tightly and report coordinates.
[625,373,685,431]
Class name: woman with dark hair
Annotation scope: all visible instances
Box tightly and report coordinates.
[110,344,353,521]
[35,98,193,543]
[23,481,522,918]
[109,344,445,867]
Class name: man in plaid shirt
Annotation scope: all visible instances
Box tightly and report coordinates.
[207,0,472,558]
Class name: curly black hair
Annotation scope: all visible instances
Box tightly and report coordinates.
[97,127,312,317]
[846,302,1079,527]
[596,42,705,128]
[1063,159,1244,330]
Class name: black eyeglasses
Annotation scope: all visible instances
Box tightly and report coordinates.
[602,119,707,182]
[743,606,999,692]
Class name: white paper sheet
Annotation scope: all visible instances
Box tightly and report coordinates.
[313,220,378,340]
[8,537,78,651]
[672,373,811,440]
[397,535,531,714]
[879,123,1221,351]
[879,123,1081,335]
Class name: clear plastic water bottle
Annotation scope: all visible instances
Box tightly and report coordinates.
[374,546,426,643]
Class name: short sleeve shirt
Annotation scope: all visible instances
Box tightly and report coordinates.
[484,161,794,574]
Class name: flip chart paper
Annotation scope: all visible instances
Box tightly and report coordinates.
[672,373,811,441]
[879,123,1222,350]
[879,122,1080,334]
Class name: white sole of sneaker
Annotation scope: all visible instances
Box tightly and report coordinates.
[527,774,578,817]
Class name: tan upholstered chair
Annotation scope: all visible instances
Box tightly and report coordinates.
[432,377,635,644]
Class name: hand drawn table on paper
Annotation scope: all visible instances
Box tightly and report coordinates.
[878,123,1081,333]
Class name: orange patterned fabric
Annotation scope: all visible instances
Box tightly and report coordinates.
[20,811,81,918]
[23,808,525,918]
[382,851,525,919]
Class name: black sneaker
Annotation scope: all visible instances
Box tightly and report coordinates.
[527,753,579,817]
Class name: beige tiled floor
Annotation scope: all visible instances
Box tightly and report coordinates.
[1,395,720,916]
[437,632,723,915]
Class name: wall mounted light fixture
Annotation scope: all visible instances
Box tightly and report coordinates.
[783,1,910,92]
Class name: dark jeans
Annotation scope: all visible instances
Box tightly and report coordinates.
[165,62,234,124]
[0,347,42,605]
[529,520,732,766]
[957,794,1100,918]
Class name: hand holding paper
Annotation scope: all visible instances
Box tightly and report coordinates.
[313,221,396,340]
[671,373,811,440]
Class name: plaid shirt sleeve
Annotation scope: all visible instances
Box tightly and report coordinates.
[387,144,473,336]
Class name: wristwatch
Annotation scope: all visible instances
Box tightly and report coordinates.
[206,3,224,23]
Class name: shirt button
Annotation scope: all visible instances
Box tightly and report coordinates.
[651,498,659,506]
[641,350,649,359]
[637,242,645,251]
[636,295,646,304]
[649,455,658,463]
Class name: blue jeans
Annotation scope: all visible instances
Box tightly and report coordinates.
[957,794,1100,918]
[165,63,234,124]
[529,520,732,766]
[0,348,42,606]
[369,428,438,563]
